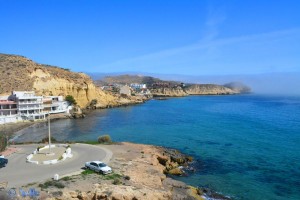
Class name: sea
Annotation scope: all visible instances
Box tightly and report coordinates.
[13,95,300,200]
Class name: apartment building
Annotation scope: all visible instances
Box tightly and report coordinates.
[0,91,70,124]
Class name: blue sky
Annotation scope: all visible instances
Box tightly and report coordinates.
[0,0,299,76]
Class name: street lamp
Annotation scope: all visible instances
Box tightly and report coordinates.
[48,112,51,154]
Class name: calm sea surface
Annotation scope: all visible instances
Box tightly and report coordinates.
[14,95,300,200]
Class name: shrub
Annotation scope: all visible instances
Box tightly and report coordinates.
[90,99,97,105]
[124,175,130,180]
[0,133,7,152]
[81,169,95,175]
[113,178,121,185]
[98,135,112,144]
[40,136,57,143]
[39,181,65,189]
[65,95,77,105]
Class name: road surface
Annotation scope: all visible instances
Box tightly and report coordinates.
[0,143,112,188]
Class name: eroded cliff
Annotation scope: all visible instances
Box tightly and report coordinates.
[185,84,237,95]
[0,53,118,108]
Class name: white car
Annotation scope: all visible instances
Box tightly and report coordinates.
[85,161,112,174]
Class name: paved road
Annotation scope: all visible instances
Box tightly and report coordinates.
[0,144,112,188]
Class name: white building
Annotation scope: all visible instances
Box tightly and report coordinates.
[120,85,131,96]
[130,83,147,89]
[10,91,45,121]
[43,96,69,114]
[0,91,70,124]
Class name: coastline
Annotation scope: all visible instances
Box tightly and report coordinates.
[0,95,242,199]
[2,142,230,200]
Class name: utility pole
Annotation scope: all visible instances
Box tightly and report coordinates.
[48,113,51,154]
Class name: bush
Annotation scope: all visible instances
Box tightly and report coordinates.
[90,99,97,106]
[113,178,121,185]
[0,134,7,152]
[40,136,57,143]
[39,181,65,189]
[65,95,77,105]
[98,135,112,144]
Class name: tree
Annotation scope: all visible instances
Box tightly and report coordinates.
[65,95,77,105]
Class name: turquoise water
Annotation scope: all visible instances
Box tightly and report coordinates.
[14,95,300,200]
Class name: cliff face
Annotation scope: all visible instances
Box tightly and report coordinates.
[151,87,188,97]
[185,84,237,95]
[0,53,118,108]
[150,84,238,97]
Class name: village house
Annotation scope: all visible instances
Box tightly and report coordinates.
[119,85,131,96]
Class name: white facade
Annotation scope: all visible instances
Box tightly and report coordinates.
[120,85,132,96]
[130,83,147,89]
[11,91,45,121]
[0,91,70,124]
[43,96,69,114]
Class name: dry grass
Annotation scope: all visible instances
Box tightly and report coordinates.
[0,53,93,95]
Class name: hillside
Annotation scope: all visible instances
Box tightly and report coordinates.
[98,74,179,86]
[185,84,237,95]
[96,74,250,96]
[0,53,118,108]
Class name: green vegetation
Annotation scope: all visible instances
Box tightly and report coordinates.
[39,180,65,189]
[61,176,73,181]
[81,169,95,175]
[40,136,57,143]
[124,175,130,180]
[81,169,123,181]
[102,173,122,181]
[113,178,122,185]
[65,95,77,105]
[0,133,7,152]
[97,135,112,144]
[90,99,97,106]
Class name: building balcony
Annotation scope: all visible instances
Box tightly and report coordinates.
[18,101,43,105]
[17,96,43,100]
[18,106,44,110]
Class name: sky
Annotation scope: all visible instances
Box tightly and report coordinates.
[0,0,300,76]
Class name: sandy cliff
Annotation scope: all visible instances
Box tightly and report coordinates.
[185,84,237,95]
[0,53,119,108]
[151,87,188,97]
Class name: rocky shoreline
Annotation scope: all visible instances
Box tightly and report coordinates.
[7,142,231,200]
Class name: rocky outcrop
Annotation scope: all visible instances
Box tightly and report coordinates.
[151,87,188,97]
[185,84,237,95]
[150,84,239,97]
[25,142,229,200]
[223,82,251,93]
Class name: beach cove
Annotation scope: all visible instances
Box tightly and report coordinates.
[11,94,300,200]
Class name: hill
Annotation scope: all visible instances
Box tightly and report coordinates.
[96,74,250,96]
[97,74,178,86]
[0,53,118,108]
